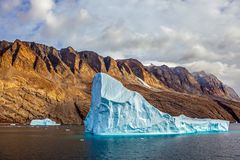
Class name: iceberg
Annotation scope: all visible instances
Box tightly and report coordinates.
[84,73,229,135]
[30,118,60,126]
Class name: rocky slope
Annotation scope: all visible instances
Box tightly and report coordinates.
[193,71,240,101]
[146,65,201,95]
[146,65,240,101]
[0,39,239,124]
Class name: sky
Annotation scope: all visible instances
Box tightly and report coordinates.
[0,0,240,94]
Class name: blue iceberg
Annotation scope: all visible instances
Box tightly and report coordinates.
[30,118,60,126]
[84,73,229,135]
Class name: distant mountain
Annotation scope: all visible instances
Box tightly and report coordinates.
[0,39,240,124]
[146,65,239,101]
[193,71,239,101]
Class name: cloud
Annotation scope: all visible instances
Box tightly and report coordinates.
[0,0,240,93]
[180,44,224,62]
[27,0,55,21]
[0,0,22,12]
[143,61,180,68]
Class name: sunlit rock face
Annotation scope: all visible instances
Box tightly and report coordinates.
[84,73,229,135]
[30,118,60,126]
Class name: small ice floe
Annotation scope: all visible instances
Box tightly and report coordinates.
[30,118,60,126]
[65,129,71,132]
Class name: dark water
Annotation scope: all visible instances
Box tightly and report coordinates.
[0,124,240,160]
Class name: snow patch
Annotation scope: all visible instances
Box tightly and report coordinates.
[137,77,151,88]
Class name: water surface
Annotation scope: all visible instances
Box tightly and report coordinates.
[0,124,240,160]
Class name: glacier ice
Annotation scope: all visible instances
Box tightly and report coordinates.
[30,118,60,126]
[84,73,229,135]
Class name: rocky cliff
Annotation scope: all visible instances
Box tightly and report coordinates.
[146,65,201,95]
[193,71,240,101]
[146,65,240,101]
[0,39,239,124]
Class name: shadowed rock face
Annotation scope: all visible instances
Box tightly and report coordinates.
[146,65,202,95]
[0,39,239,124]
[117,59,165,89]
[60,47,80,73]
[146,65,239,101]
[193,71,240,101]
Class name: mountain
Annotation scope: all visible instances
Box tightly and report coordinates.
[0,39,240,124]
[145,65,202,95]
[146,65,240,101]
[193,71,240,101]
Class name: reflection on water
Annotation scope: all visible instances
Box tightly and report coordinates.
[0,124,240,160]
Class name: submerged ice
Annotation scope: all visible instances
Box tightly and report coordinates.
[30,118,60,126]
[84,73,229,135]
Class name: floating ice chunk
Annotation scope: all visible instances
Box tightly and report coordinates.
[84,73,229,135]
[65,129,71,132]
[30,118,60,126]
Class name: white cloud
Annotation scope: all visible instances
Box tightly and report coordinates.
[78,9,91,21]
[180,44,224,62]
[0,0,240,93]
[28,0,55,21]
[143,61,180,68]
[0,0,21,12]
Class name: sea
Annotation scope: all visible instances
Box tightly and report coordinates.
[0,124,240,160]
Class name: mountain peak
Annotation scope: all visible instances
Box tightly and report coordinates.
[13,39,22,43]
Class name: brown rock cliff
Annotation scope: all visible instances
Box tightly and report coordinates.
[0,39,239,124]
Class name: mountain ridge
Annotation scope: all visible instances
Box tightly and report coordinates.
[146,65,239,101]
[0,39,239,124]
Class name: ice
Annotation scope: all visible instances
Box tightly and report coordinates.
[30,118,60,126]
[84,73,229,135]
